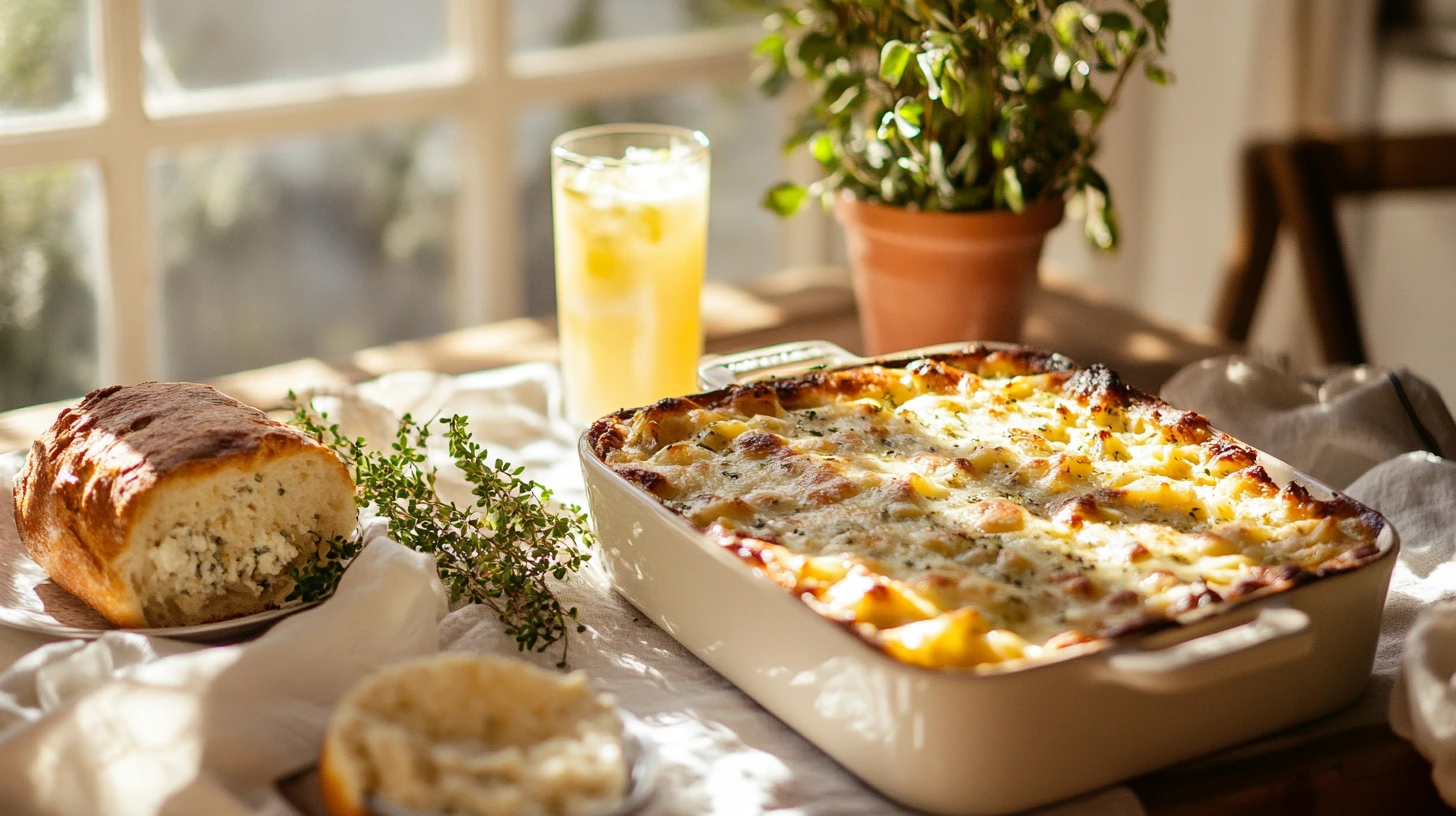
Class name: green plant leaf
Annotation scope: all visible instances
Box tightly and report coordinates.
[947,139,979,183]
[925,30,959,50]
[787,30,837,75]
[1000,166,1025,212]
[1058,87,1108,122]
[1051,3,1092,46]
[893,97,924,138]
[880,40,915,87]
[877,112,896,141]
[763,182,809,216]
[1143,61,1171,85]
[1139,0,1170,48]
[756,65,791,96]
[928,141,955,199]
[1099,12,1134,32]
[754,31,786,57]
[1083,190,1118,250]
[810,132,836,164]
[828,84,862,115]
[752,28,791,97]
[917,49,945,99]
[1122,27,1151,52]
[1081,166,1119,249]
[990,136,1007,162]
[940,71,964,114]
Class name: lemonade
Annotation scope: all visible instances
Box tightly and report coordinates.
[551,127,710,423]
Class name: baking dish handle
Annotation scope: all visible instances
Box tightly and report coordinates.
[1097,607,1313,694]
[697,340,861,390]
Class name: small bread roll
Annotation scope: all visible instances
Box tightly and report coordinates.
[320,654,627,816]
[13,382,357,627]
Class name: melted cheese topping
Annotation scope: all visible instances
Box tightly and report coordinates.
[594,355,1383,670]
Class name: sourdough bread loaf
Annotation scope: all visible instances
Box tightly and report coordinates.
[13,382,358,628]
[320,654,628,816]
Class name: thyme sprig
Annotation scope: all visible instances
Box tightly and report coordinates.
[285,392,592,662]
[286,533,361,604]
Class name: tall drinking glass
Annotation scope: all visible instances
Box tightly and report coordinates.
[551,124,710,424]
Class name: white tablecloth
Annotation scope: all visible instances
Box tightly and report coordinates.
[2,355,1454,815]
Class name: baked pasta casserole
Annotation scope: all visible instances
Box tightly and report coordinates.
[587,346,1386,670]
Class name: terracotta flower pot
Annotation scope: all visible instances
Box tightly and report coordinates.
[834,194,1065,355]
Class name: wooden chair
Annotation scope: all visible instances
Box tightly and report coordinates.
[1214,131,1456,364]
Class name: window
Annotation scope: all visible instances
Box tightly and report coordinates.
[0,0,812,410]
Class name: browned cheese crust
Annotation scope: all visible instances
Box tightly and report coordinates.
[589,344,1388,669]
[13,382,350,628]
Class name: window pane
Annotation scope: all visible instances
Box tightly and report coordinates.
[0,163,101,410]
[154,122,458,381]
[513,0,760,51]
[0,0,98,124]
[142,0,449,97]
[518,84,784,316]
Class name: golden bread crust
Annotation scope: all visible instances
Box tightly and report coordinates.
[13,382,351,628]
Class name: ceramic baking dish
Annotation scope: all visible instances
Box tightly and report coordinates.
[578,340,1398,815]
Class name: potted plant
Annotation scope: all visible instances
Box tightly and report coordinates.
[755,0,1170,353]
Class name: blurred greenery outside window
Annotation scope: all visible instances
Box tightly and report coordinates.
[0,0,775,413]
[0,0,100,408]
[0,164,100,409]
[153,123,459,381]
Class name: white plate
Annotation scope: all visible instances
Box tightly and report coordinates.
[0,450,318,643]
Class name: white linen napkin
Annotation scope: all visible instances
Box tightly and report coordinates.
[1161,358,1456,487]
[1162,357,1456,805]
[1379,452,1456,806]
[1390,596,1456,804]
[0,520,447,816]
[8,352,1453,815]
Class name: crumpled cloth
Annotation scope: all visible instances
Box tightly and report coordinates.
[1161,358,1456,488]
[1163,357,1456,805]
[0,518,447,816]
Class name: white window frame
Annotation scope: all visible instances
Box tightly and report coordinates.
[0,0,829,387]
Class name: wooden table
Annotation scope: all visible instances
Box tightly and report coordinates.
[0,269,1447,814]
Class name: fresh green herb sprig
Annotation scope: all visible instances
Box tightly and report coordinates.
[286,533,363,604]
[285,392,592,662]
